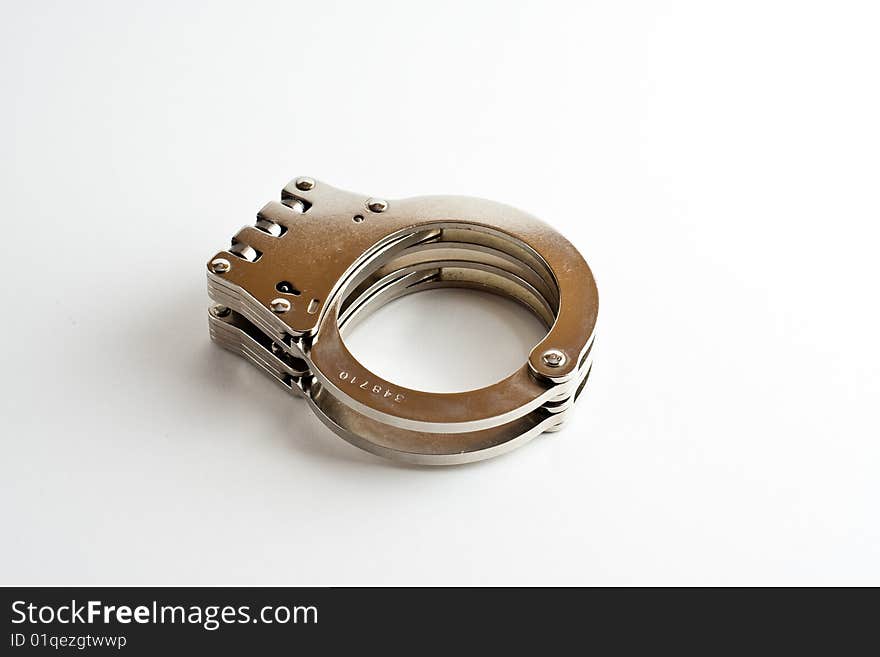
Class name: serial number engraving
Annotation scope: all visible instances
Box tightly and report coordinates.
[338,371,405,403]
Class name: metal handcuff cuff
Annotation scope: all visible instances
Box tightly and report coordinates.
[206,178,598,464]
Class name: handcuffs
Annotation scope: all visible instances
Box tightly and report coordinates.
[206,178,598,464]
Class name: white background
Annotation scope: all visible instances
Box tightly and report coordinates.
[2,1,878,585]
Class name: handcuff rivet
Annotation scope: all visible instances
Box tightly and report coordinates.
[366,198,388,213]
[542,349,566,368]
[210,258,231,274]
[270,298,291,313]
[210,304,230,318]
[295,177,316,191]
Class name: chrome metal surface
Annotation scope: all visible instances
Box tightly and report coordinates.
[205,178,598,464]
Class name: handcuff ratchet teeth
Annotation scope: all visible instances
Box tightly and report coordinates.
[206,178,598,465]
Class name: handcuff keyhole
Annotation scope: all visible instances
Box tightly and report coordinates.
[352,214,364,223]
[276,281,301,296]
